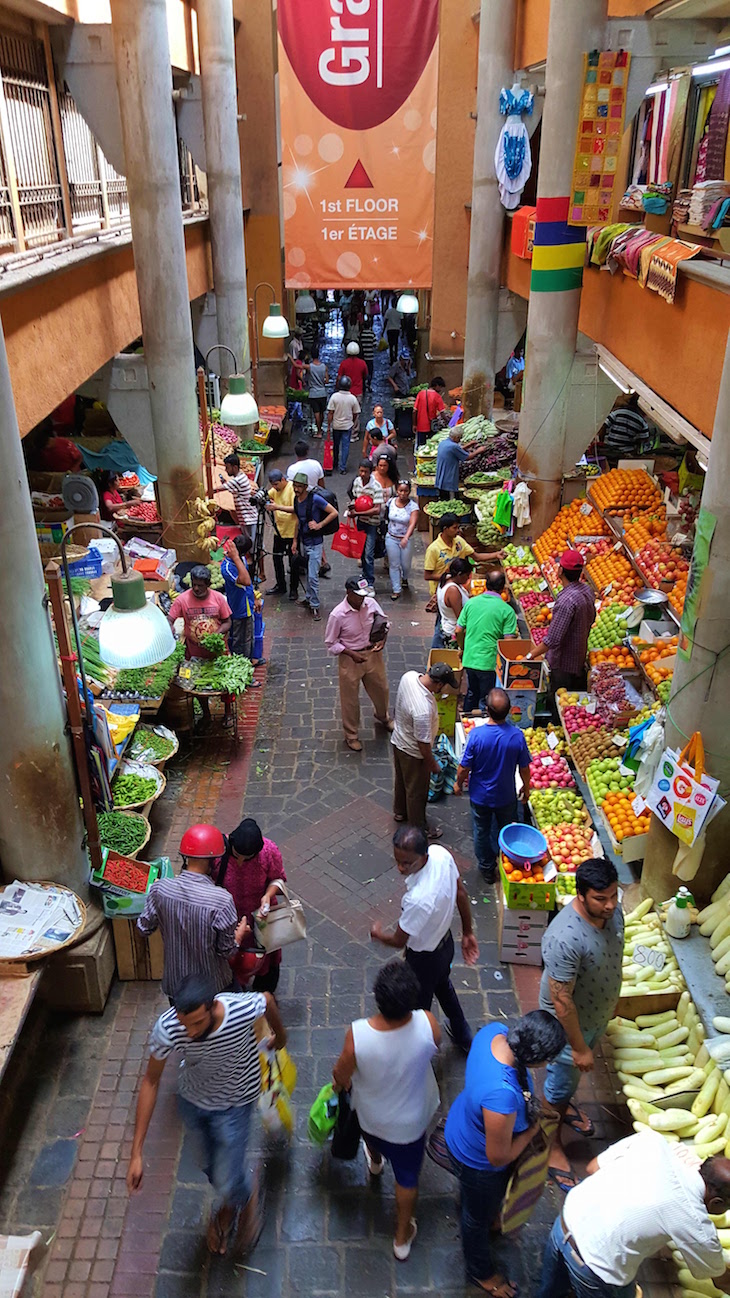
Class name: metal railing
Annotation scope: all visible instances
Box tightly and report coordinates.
[0,25,204,263]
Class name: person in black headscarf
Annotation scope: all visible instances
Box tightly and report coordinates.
[217,819,287,994]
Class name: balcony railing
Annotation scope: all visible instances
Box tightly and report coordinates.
[0,26,204,262]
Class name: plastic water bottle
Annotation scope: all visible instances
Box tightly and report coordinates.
[665,886,693,939]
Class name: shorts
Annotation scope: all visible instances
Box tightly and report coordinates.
[309,396,326,414]
[544,1026,605,1106]
[361,1130,427,1188]
[178,1096,255,1209]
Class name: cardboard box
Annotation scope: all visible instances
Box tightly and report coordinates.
[498,894,547,965]
[427,648,463,688]
[497,640,546,691]
[112,917,164,980]
[507,688,537,730]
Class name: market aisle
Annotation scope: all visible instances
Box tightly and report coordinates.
[0,434,675,1298]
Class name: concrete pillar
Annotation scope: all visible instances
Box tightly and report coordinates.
[517,0,607,537]
[197,0,250,384]
[462,0,517,421]
[642,333,730,903]
[110,0,201,556]
[0,320,87,892]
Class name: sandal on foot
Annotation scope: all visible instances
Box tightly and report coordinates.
[363,1143,383,1176]
[547,1166,581,1193]
[393,1219,417,1261]
[469,1277,518,1298]
[563,1102,595,1137]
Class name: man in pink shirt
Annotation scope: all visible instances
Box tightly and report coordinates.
[325,577,393,751]
[168,567,232,660]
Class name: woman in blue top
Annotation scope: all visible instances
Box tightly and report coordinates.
[444,1011,565,1297]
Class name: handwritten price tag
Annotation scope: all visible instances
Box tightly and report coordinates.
[179,665,193,680]
[613,541,623,552]
[632,793,647,816]
[586,700,597,715]
[541,755,554,767]
[580,502,592,516]
[633,943,665,972]
[516,547,526,559]
[604,583,613,595]
[538,580,548,591]
[612,734,628,748]
[547,732,559,750]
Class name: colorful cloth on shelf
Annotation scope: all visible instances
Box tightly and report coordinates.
[588,222,631,266]
[569,49,631,227]
[638,235,671,287]
[705,71,730,181]
[620,231,667,279]
[645,240,701,304]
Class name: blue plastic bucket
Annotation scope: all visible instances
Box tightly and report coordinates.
[498,822,548,865]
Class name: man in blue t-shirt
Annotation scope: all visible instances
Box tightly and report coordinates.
[289,473,337,622]
[220,537,265,674]
[434,429,483,500]
[454,688,531,881]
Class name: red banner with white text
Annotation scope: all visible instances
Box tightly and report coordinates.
[277,0,439,289]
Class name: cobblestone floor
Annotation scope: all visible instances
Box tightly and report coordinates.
[0,325,677,1298]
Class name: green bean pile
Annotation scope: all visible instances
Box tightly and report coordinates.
[98,811,148,854]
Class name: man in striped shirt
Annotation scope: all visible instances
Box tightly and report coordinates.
[215,453,259,540]
[127,973,286,1256]
[138,823,249,999]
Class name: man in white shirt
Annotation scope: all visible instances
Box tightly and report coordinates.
[370,824,478,1052]
[391,664,458,838]
[286,438,325,490]
[327,376,361,475]
[325,576,393,751]
[538,1132,730,1298]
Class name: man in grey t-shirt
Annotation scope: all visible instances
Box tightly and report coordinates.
[538,857,623,1191]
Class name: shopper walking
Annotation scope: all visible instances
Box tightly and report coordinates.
[285,439,325,490]
[327,375,361,475]
[359,321,377,390]
[348,459,383,587]
[454,688,531,881]
[538,856,623,1191]
[332,960,440,1260]
[385,479,419,600]
[370,825,478,1052]
[434,428,483,499]
[325,576,392,752]
[266,469,297,600]
[444,1012,567,1297]
[455,570,518,712]
[363,404,396,459]
[387,351,413,398]
[383,296,403,364]
[434,557,472,649]
[538,1134,730,1298]
[217,818,287,994]
[290,473,338,622]
[127,973,286,1257]
[337,342,369,399]
[529,549,596,714]
[412,377,446,451]
[137,824,249,1000]
[391,663,459,836]
[307,350,329,438]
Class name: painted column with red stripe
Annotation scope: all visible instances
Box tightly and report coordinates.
[516,0,608,537]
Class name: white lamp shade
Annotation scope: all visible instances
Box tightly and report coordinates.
[262,304,290,339]
[396,292,419,315]
[98,599,176,669]
[220,375,259,426]
[295,292,317,314]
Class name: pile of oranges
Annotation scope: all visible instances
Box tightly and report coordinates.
[633,636,678,687]
[623,513,667,552]
[601,789,651,842]
[591,469,662,513]
[586,553,642,605]
[501,857,546,885]
[669,570,688,615]
[589,645,634,669]
[534,500,607,563]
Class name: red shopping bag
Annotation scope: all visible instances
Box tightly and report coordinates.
[332,522,366,560]
[323,437,333,473]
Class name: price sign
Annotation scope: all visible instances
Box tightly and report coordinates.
[633,944,665,972]
[547,732,559,750]
[546,601,555,609]
[179,665,193,680]
[632,793,647,816]
[516,547,526,559]
[538,579,548,591]
[612,734,628,749]
[541,755,554,767]
[580,502,593,516]
[586,700,597,715]
[604,583,613,595]
[613,541,623,552]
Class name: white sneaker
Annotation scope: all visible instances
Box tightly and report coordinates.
[393,1219,417,1261]
[363,1143,383,1176]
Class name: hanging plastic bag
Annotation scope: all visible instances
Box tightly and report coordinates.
[494,490,514,529]
[633,719,666,799]
[307,1083,339,1145]
[258,1055,294,1137]
[672,831,707,881]
[331,1091,362,1160]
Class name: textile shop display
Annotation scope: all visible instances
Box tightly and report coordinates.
[688,180,730,230]
[645,240,701,304]
[569,49,631,226]
[587,222,701,303]
[495,84,534,211]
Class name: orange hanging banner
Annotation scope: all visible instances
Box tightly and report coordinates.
[277,0,439,290]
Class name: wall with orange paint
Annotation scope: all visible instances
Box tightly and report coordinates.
[515,0,664,69]
[429,0,477,363]
[2,220,211,435]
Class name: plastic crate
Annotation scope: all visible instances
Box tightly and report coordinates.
[499,857,555,911]
[67,546,103,578]
[90,849,158,899]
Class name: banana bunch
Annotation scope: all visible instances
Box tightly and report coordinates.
[192,496,215,518]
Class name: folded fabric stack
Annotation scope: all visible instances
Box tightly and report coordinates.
[671,189,692,229]
[688,180,730,229]
[642,181,673,215]
[620,184,646,212]
[585,223,702,303]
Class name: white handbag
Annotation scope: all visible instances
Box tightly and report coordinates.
[253,881,307,953]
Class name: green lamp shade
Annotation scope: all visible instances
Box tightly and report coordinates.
[98,571,175,668]
[262,303,290,339]
[220,374,259,426]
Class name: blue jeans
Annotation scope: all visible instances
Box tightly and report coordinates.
[464,667,497,713]
[537,1216,637,1298]
[385,533,412,594]
[178,1096,255,1210]
[544,1026,605,1106]
[301,540,323,609]
[333,425,352,473]
[359,523,377,585]
[470,799,518,872]
[448,1156,511,1282]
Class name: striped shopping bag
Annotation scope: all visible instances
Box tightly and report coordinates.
[499,1110,560,1235]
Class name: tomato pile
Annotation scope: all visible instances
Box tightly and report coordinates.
[125,501,160,523]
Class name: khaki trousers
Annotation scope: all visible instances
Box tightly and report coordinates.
[392,746,430,830]
[338,648,390,743]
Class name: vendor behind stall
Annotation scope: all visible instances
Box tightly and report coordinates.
[530,549,596,715]
[168,566,232,660]
[99,471,128,521]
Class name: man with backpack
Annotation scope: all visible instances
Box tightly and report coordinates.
[290,473,338,621]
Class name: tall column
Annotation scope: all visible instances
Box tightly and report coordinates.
[0,320,87,891]
[517,0,607,536]
[197,0,250,383]
[110,0,202,557]
[462,0,517,421]
[643,334,730,903]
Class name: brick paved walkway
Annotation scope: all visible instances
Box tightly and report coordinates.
[0,328,677,1298]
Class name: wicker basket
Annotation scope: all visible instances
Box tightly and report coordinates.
[0,882,87,968]
[99,810,152,861]
[111,762,166,816]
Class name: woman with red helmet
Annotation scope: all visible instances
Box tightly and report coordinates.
[137,823,249,1001]
[216,819,287,994]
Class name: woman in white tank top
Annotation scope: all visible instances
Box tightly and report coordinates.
[333,960,441,1262]
[436,556,472,646]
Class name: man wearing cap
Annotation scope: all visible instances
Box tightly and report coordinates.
[387,352,413,398]
[530,549,596,716]
[337,341,368,399]
[391,664,460,838]
[266,469,297,599]
[327,375,361,475]
[286,474,338,622]
[325,578,393,752]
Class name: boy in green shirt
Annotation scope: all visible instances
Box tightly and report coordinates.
[455,570,518,712]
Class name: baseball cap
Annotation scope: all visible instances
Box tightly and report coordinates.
[559,548,584,572]
[268,468,284,483]
[428,662,459,689]
[292,472,309,486]
[345,577,374,597]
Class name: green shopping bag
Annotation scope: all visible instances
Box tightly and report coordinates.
[494,490,513,529]
[307,1083,338,1145]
